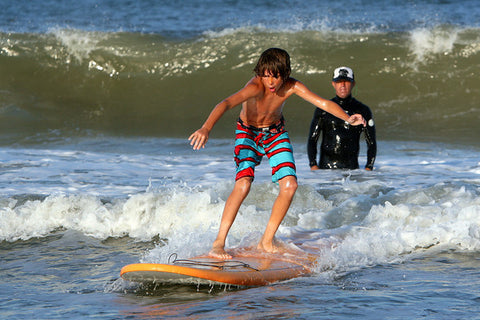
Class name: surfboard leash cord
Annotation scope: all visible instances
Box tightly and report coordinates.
[168,253,259,271]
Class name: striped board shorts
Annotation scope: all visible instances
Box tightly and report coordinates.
[234,118,297,183]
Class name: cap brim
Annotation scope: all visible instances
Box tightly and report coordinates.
[333,76,354,82]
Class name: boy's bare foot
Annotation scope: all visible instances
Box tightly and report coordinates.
[257,239,280,254]
[208,246,233,260]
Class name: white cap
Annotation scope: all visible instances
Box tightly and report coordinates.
[332,66,354,82]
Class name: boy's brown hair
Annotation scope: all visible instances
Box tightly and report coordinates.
[253,48,291,82]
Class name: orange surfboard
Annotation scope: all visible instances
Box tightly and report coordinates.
[120,252,314,286]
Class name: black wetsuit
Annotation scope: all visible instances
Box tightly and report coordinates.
[307,95,376,170]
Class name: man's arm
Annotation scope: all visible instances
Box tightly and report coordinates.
[363,107,377,170]
[307,108,323,169]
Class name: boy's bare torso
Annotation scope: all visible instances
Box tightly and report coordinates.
[239,76,296,128]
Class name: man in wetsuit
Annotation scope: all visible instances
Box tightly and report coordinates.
[307,66,376,170]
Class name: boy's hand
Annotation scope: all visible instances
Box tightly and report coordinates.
[347,114,366,127]
[188,127,210,150]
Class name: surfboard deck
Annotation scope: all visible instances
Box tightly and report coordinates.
[120,253,313,286]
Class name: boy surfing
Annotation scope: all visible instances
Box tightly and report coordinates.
[189,48,365,259]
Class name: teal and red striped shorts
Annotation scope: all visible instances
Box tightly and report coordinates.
[234,118,296,183]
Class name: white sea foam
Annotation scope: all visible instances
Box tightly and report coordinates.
[49,28,107,63]
[1,139,480,275]
[308,185,480,273]
[408,26,459,64]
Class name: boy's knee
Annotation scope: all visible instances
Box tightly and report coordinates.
[280,176,297,195]
[235,177,252,194]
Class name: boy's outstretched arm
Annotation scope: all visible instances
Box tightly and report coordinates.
[188,102,230,150]
[293,80,366,126]
[189,80,259,150]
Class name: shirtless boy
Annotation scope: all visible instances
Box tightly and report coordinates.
[189,48,365,259]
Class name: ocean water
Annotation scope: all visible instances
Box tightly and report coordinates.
[1,1,480,319]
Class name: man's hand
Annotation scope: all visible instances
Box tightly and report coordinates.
[188,127,210,150]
